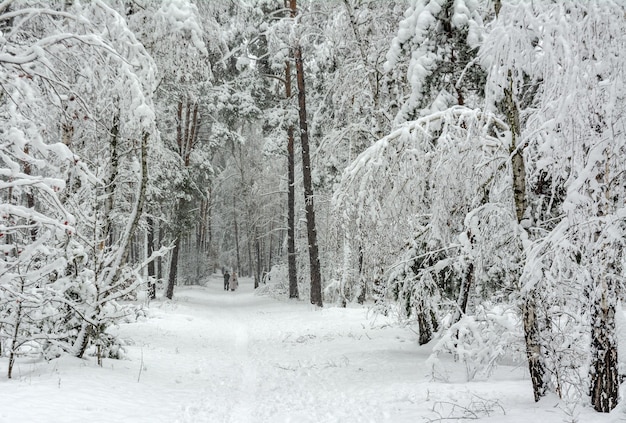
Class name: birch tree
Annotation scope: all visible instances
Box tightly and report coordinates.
[482,0,625,408]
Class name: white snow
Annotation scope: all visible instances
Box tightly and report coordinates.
[0,274,623,422]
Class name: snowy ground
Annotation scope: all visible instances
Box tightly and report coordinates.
[0,274,624,423]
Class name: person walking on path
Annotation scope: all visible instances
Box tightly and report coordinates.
[230,271,238,291]
[223,270,230,291]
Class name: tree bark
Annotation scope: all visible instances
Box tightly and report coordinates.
[22,146,37,240]
[589,273,619,412]
[7,278,25,379]
[522,294,546,401]
[255,232,261,288]
[357,246,365,304]
[233,193,241,273]
[290,0,323,307]
[165,237,181,300]
[157,221,163,282]
[285,60,299,299]
[505,70,546,402]
[451,262,474,325]
[417,301,439,346]
[589,148,619,412]
[147,215,156,300]
[103,112,120,249]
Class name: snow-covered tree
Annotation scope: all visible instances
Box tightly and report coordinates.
[0,73,76,377]
[0,1,157,370]
[334,106,510,342]
[124,0,211,298]
[336,3,626,413]
[482,0,626,410]
[384,0,486,124]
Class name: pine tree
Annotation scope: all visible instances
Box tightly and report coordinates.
[290,0,323,307]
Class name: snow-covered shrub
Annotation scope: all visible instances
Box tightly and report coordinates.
[256,264,289,298]
[428,304,525,382]
[323,278,342,304]
[0,72,78,377]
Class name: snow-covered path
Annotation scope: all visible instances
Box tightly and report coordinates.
[128,275,425,422]
[1,274,623,422]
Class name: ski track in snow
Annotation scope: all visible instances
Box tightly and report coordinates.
[0,274,624,423]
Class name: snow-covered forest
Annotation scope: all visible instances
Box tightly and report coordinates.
[1,0,625,421]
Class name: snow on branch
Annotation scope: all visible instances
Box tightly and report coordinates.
[334,106,506,243]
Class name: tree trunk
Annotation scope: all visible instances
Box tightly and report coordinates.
[7,279,24,379]
[157,221,163,282]
[195,198,206,284]
[103,112,120,249]
[73,321,92,359]
[285,60,299,299]
[589,272,619,412]
[22,146,37,240]
[206,186,214,272]
[291,0,323,307]
[417,301,439,346]
[165,237,181,300]
[522,294,546,401]
[233,193,241,274]
[116,131,149,271]
[357,246,365,304]
[589,148,619,412]
[255,234,261,288]
[505,70,546,402]
[247,236,253,278]
[451,262,474,325]
[166,97,199,298]
[147,215,156,300]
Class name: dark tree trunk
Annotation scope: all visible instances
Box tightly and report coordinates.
[285,60,299,299]
[103,112,120,249]
[165,237,181,300]
[417,302,439,346]
[157,222,163,282]
[357,247,365,304]
[147,216,156,300]
[233,194,241,274]
[255,234,261,289]
[247,235,253,278]
[206,186,214,272]
[291,0,322,307]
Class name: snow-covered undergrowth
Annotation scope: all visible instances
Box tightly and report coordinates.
[0,274,623,423]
